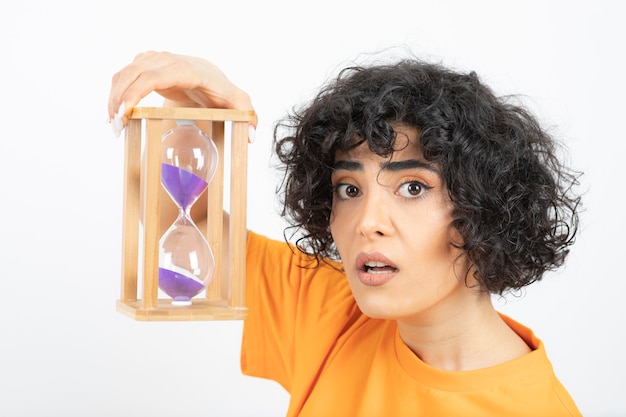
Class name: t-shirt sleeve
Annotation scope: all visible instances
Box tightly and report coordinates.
[240,231,358,392]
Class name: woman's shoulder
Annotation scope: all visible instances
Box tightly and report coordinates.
[247,231,344,276]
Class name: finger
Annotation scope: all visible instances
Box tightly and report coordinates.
[108,52,150,120]
[108,68,135,122]
[108,51,169,122]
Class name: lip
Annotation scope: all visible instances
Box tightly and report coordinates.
[355,252,399,287]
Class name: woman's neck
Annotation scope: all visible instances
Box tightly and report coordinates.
[396,296,531,371]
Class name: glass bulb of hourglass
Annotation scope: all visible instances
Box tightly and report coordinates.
[161,119,218,203]
[158,120,219,306]
[158,214,214,305]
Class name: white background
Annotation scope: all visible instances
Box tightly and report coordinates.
[1,1,624,416]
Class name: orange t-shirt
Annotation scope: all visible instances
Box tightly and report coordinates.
[241,232,581,417]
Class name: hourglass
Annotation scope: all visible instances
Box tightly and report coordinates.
[117,107,254,321]
[159,120,218,306]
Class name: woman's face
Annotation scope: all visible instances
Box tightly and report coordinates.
[329,126,475,323]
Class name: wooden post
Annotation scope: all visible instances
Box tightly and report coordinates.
[206,121,224,302]
[229,121,248,309]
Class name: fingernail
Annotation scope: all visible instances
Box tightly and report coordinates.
[248,125,256,144]
[111,120,122,138]
[111,102,126,138]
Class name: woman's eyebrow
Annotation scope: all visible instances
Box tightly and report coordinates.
[333,158,439,174]
[380,159,438,173]
[333,160,363,171]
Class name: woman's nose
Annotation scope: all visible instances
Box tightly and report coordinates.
[355,191,394,238]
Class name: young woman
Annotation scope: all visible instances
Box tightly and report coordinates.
[108,51,582,416]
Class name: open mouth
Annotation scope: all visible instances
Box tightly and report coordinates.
[355,252,399,286]
[364,261,399,274]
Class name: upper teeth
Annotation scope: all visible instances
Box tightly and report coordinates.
[365,261,386,267]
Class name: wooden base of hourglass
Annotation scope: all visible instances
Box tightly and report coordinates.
[116,107,254,321]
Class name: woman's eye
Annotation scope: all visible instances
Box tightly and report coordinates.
[334,183,360,199]
[398,181,426,198]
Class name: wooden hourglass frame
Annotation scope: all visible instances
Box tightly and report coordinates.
[116,107,254,321]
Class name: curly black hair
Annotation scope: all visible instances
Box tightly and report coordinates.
[273,58,581,295]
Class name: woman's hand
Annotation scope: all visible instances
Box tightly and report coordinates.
[107,51,256,137]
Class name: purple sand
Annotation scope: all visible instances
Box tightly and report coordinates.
[158,267,206,301]
[161,163,208,209]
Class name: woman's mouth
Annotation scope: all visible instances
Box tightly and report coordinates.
[356,253,399,286]
[364,261,398,274]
